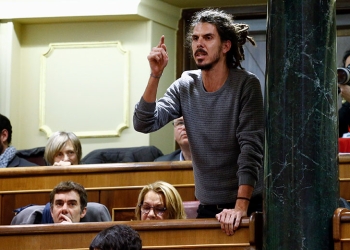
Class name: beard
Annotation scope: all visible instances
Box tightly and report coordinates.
[196,56,220,70]
[194,47,221,71]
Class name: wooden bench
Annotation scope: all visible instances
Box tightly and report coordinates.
[0,162,195,225]
[333,207,350,250]
[339,154,350,202]
[0,213,263,249]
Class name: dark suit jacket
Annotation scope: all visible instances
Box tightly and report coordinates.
[7,155,36,167]
[16,147,46,166]
[81,146,163,164]
[154,149,181,161]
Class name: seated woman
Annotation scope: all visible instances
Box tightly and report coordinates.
[135,181,186,220]
[42,131,82,222]
[44,131,82,166]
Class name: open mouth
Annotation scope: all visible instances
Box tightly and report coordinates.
[195,49,207,58]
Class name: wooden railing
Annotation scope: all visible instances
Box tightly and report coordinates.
[0,161,195,225]
[0,212,263,250]
[333,208,350,250]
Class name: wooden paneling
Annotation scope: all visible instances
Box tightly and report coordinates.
[0,213,263,250]
[0,162,194,225]
[0,161,194,191]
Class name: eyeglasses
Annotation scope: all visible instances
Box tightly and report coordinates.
[139,204,167,216]
[172,120,185,128]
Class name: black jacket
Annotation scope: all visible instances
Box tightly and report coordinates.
[154,149,181,162]
[7,155,36,167]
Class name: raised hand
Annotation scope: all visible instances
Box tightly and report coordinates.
[147,35,168,78]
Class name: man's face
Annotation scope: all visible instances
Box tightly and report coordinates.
[173,117,188,148]
[191,22,230,70]
[53,140,78,166]
[50,190,86,223]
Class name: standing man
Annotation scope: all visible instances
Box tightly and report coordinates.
[0,114,36,167]
[133,8,263,235]
[154,116,191,161]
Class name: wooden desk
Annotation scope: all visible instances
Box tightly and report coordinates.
[0,161,194,191]
[0,162,195,225]
[339,154,350,201]
[333,208,350,250]
[0,213,263,250]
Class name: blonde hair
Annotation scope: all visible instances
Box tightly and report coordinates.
[44,131,82,165]
[135,181,186,220]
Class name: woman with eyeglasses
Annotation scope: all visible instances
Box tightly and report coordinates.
[135,181,186,220]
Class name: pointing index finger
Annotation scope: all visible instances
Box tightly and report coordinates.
[157,35,165,48]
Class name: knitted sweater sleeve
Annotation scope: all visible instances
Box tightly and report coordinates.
[133,80,183,133]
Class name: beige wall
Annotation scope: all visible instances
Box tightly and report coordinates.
[0,0,180,157]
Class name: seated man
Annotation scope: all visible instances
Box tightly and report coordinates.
[11,180,111,224]
[43,180,87,223]
[154,117,191,161]
[0,114,36,167]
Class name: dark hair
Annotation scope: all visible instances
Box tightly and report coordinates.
[50,181,88,212]
[342,49,350,67]
[185,8,255,69]
[0,114,12,144]
[89,224,142,250]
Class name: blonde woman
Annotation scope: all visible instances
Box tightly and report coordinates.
[135,181,186,220]
[44,131,82,166]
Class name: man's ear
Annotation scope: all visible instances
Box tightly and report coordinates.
[0,129,8,144]
[222,40,232,54]
[80,207,87,218]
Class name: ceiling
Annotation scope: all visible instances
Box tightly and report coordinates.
[160,0,350,13]
[160,0,266,9]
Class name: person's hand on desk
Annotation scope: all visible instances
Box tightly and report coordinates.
[53,161,72,166]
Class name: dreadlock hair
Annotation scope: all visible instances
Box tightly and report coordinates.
[186,8,255,69]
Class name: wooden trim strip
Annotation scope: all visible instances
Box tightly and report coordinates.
[0,184,195,194]
[0,161,193,177]
[0,219,250,235]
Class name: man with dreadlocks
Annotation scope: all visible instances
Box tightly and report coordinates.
[133,8,263,235]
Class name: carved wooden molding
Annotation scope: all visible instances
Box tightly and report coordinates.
[39,41,129,138]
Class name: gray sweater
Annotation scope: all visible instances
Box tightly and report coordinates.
[134,68,264,204]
